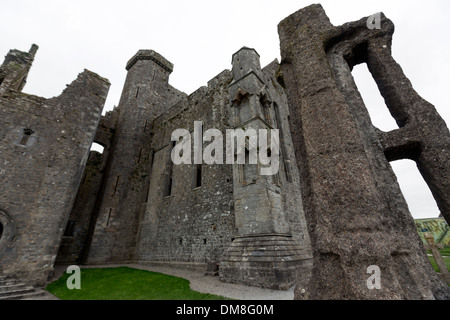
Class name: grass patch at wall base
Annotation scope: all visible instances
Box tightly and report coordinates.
[46,267,229,300]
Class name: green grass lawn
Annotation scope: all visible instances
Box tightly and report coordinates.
[46,267,230,300]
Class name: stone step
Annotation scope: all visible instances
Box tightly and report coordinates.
[0,279,18,286]
[0,290,46,300]
[0,277,26,285]
[0,282,27,292]
[0,286,37,298]
[0,274,47,300]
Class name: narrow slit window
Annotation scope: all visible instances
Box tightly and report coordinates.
[63,221,76,237]
[273,103,292,183]
[193,164,202,188]
[19,128,34,146]
[106,208,113,226]
[164,141,176,197]
[113,176,120,196]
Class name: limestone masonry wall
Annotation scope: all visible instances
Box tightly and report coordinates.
[0,4,449,299]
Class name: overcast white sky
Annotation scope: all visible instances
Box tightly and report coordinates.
[1,0,449,219]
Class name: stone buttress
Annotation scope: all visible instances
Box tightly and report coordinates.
[219,47,312,290]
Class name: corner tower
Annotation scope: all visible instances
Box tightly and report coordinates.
[83,49,186,264]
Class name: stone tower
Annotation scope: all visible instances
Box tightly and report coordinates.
[83,50,186,264]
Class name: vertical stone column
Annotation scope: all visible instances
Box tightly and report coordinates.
[278,4,450,299]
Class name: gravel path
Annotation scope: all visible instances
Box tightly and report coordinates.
[45,264,293,300]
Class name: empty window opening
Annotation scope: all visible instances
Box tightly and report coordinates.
[179,238,183,245]
[193,164,202,188]
[390,159,440,219]
[0,76,4,87]
[19,128,34,146]
[90,142,104,154]
[0,222,3,240]
[63,221,76,237]
[203,239,207,245]
[351,63,398,132]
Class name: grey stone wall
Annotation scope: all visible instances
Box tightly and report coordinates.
[56,151,104,264]
[3,5,445,297]
[0,45,109,285]
[135,69,236,267]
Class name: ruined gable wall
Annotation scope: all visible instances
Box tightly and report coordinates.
[0,70,109,285]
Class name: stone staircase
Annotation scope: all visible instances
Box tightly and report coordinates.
[0,275,47,300]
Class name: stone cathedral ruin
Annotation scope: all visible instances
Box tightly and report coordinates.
[0,4,449,299]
